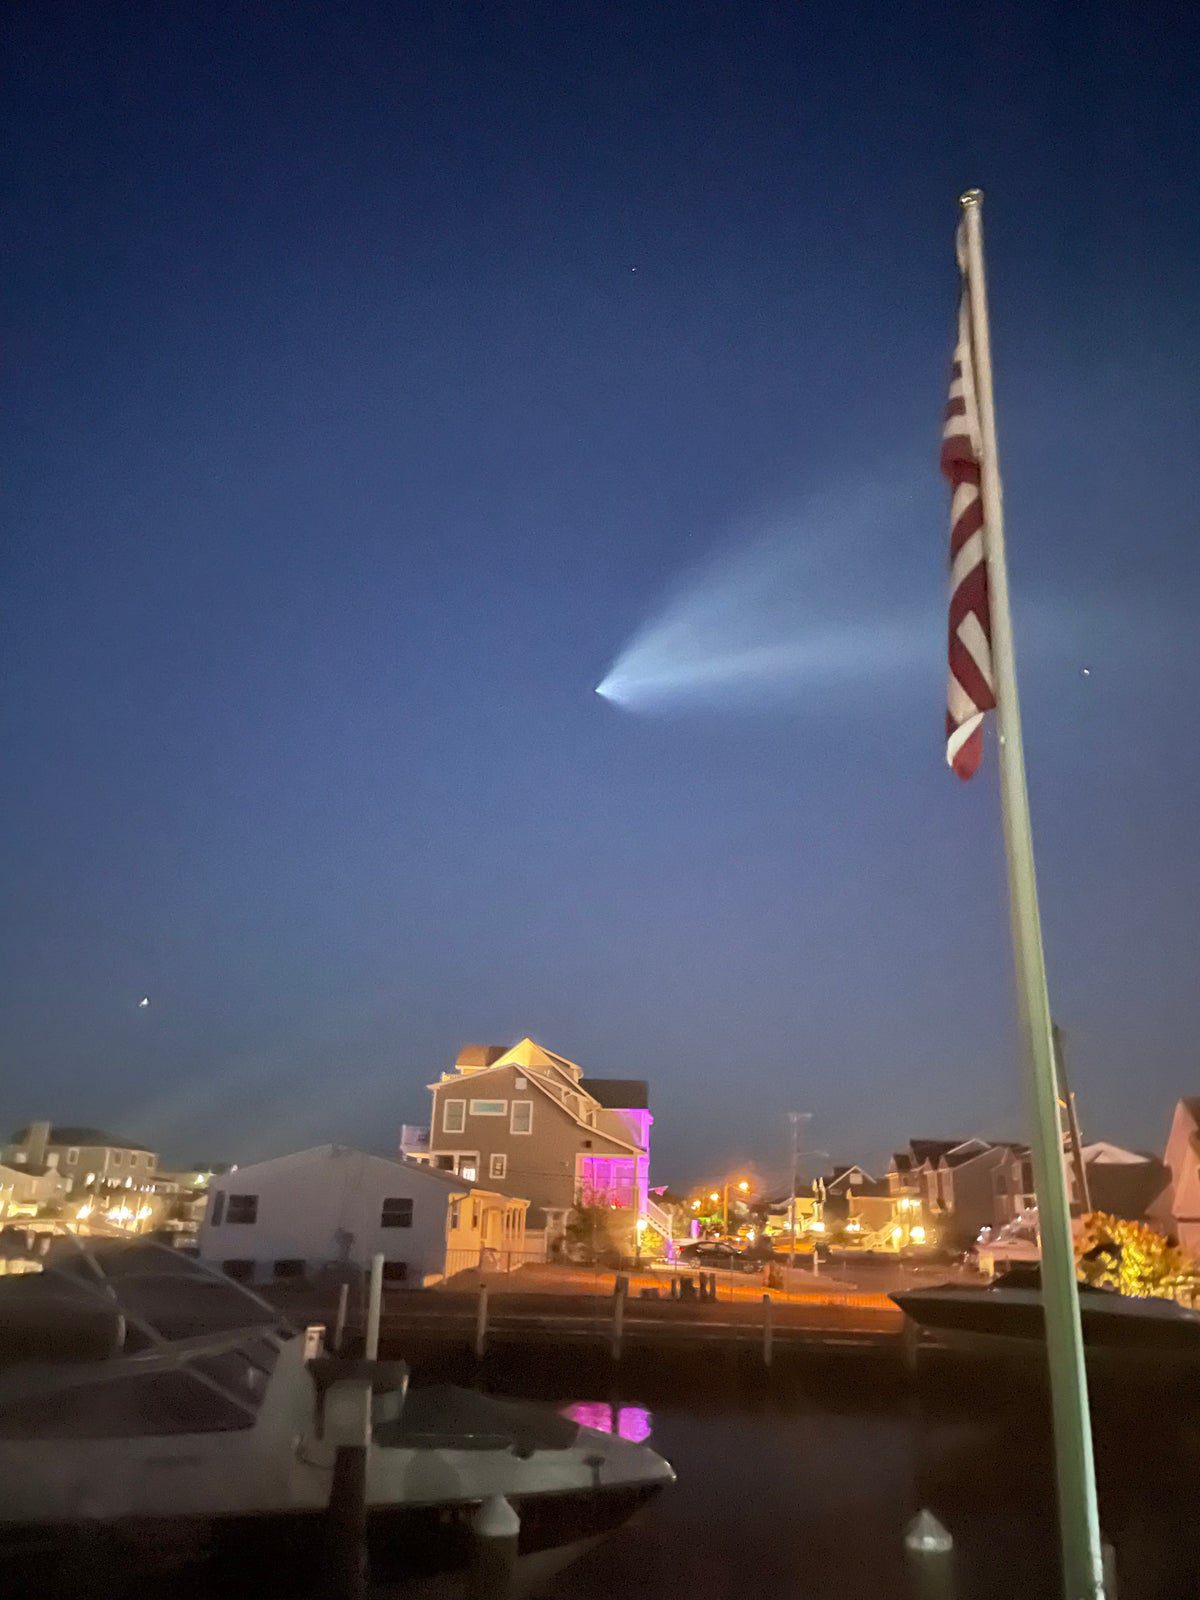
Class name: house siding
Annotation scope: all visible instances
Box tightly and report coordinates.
[429,1062,636,1226]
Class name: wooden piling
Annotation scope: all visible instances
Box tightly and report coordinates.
[364,1252,384,1361]
[333,1280,350,1355]
[474,1282,489,1361]
[611,1274,625,1361]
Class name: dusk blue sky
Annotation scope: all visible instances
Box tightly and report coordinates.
[4,3,1199,1185]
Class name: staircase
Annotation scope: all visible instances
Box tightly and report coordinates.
[641,1196,675,1244]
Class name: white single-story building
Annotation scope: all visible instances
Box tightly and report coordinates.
[198,1144,529,1287]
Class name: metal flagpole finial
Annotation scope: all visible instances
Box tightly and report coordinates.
[959,187,985,210]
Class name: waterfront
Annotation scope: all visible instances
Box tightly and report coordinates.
[489,1352,1200,1600]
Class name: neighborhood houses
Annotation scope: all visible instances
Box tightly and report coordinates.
[7,1048,1200,1294]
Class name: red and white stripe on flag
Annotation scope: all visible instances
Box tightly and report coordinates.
[940,225,995,779]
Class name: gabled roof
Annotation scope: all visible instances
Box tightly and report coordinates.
[907,1139,968,1166]
[8,1125,153,1152]
[581,1078,649,1110]
[208,1144,526,1205]
[429,1041,646,1155]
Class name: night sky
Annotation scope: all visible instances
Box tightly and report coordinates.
[4,3,1199,1185]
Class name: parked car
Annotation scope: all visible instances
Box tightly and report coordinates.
[678,1241,760,1273]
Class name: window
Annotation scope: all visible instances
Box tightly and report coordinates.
[459,1161,478,1182]
[472,1202,480,1230]
[112,1150,125,1166]
[511,1100,533,1135]
[468,1099,507,1117]
[211,1192,226,1226]
[381,1197,413,1228]
[514,1077,527,1091]
[66,1147,79,1165]
[226,1194,258,1225]
[443,1099,465,1134]
[147,1154,156,1169]
[450,1200,462,1229]
[489,1153,507,1180]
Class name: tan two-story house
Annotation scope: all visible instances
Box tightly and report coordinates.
[401,1037,657,1248]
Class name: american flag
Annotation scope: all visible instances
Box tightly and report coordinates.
[941,226,996,779]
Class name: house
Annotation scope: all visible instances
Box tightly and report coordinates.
[0,1160,67,1220]
[198,1144,528,1287]
[1078,1142,1169,1223]
[401,1037,658,1249]
[890,1138,1036,1249]
[3,1122,159,1196]
[1151,1099,1200,1254]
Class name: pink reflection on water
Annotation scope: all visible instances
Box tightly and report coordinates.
[560,1400,653,1443]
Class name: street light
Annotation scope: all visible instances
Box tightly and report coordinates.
[718,1179,750,1239]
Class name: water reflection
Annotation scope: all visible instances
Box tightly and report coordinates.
[561,1400,653,1443]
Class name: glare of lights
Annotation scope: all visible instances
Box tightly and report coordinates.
[691,1199,700,1210]
[76,1203,93,1221]
[809,1220,826,1234]
[746,1228,756,1244]
[910,1225,927,1244]
[737,1181,750,1193]
[846,1220,862,1233]
[138,996,150,1008]
[892,1225,904,1241]
[709,1192,720,1204]
[636,1216,648,1235]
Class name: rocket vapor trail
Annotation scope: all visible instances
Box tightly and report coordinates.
[594,490,1110,713]
[595,491,942,711]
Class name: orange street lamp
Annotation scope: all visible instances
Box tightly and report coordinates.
[717,1179,751,1238]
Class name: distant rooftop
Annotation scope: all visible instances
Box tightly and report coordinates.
[8,1125,154,1152]
[455,1044,507,1070]
[582,1078,649,1110]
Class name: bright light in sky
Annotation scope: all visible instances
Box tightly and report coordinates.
[595,488,1112,714]
[596,489,938,712]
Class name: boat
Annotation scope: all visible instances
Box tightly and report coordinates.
[0,1234,673,1596]
[892,1264,1200,1364]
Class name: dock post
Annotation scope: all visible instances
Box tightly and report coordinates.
[1102,1539,1118,1596]
[322,1379,372,1600]
[474,1282,489,1361]
[902,1314,921,1378]
[364,1252,384,1361]
[467,1494,520,1600]
[333,1280,350,1355]
[611,1274,625,1360]
[904,1509,955,1600]
[762,1292,773,1369]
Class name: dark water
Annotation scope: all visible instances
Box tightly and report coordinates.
[510,1356,1200,1600]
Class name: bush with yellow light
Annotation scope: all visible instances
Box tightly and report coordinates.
[1075,1212,1198,1303]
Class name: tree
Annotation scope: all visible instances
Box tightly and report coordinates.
[1075,1212,1197,1301]
[565,1186,635,1264]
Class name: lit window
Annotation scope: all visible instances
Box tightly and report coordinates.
[460,1162,478,1183]
[381,1198,413,1228]
[514,1077,527,1091]
[443,1099,465,1134]
[511,1101,533,1136]
[490,1154,507,1180]
[227,1194,258,1225]
[468,1099,507,1117]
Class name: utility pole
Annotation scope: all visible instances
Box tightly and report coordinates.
[787,1113,811,1270]
[1054,1023,1091,1216]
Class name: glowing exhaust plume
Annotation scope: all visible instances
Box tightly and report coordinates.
[595,490,937,711]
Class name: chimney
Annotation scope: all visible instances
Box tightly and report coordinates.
[24,1121,51,1168]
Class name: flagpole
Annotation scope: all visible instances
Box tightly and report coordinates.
[957,188,1105,1600]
